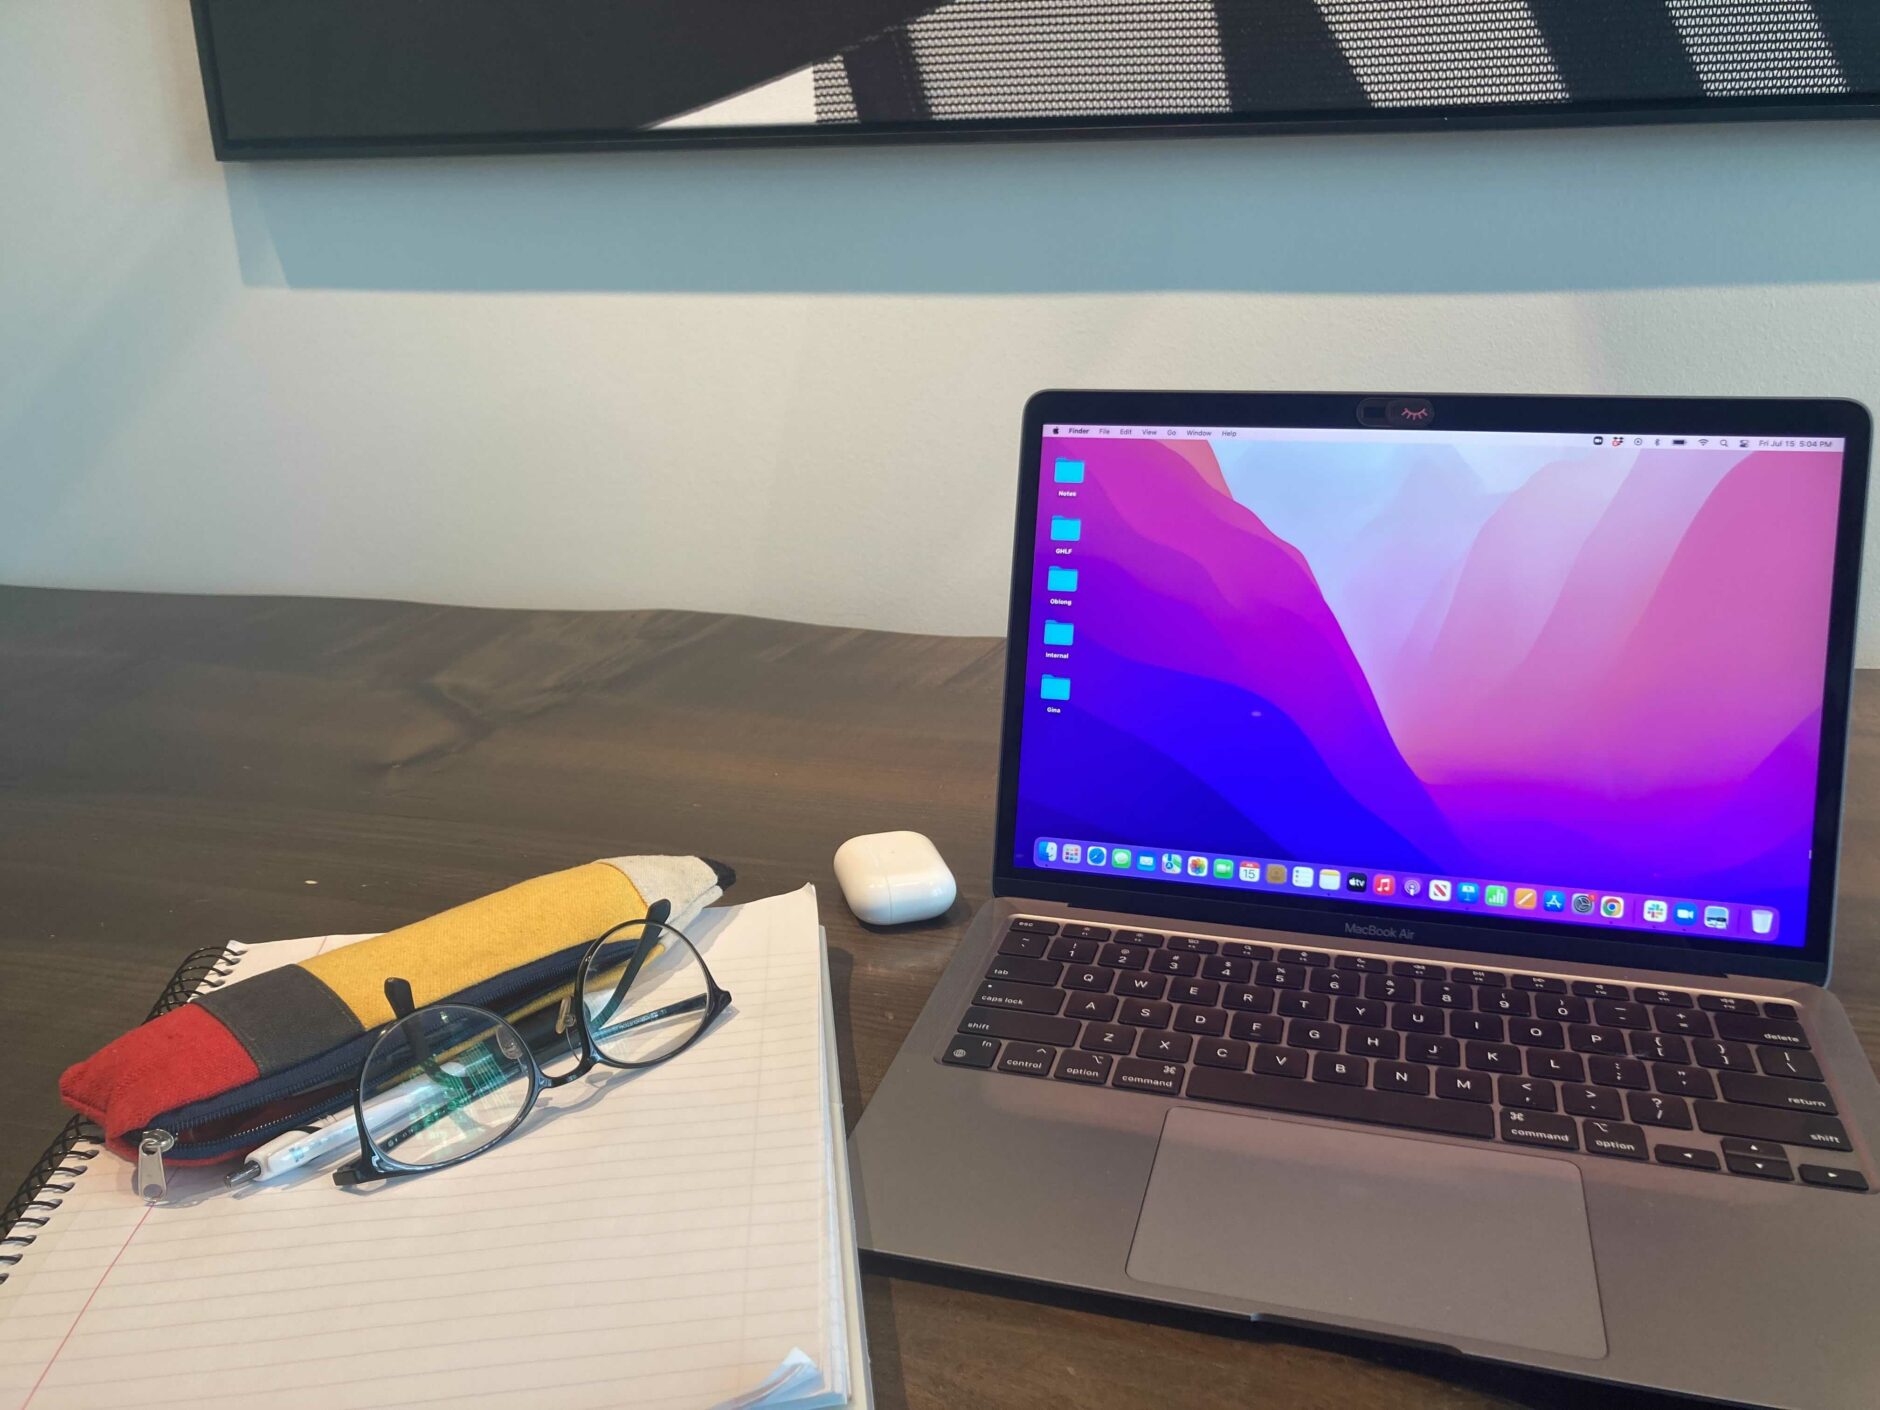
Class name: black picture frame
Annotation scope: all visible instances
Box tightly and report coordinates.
[188,0,1879,161]
[993,390,1872,987]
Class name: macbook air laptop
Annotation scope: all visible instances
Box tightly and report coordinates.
[851,390,1879,1409]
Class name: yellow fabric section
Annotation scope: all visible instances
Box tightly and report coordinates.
[301,862,650,1029]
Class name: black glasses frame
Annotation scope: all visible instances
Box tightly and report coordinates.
[334,917,731,1187]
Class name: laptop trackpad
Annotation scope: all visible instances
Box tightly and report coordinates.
[1127,1109,1607,1359]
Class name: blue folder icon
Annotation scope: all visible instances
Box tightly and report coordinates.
[1042,620,1075,647]
[1050,517,1082,542]
[1053,459,1085,484]
[1046,567,1079,592]
[1040,675,1071,701]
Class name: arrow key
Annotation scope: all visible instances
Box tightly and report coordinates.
[1720,1138,1787,1161]
[1725,1153,1794,1182]
[1799,1165,1869,1192]
[1656,1144,1722,1172]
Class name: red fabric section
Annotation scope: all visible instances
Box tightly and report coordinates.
[60,1003,259,1159]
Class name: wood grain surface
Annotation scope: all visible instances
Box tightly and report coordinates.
[2,586,1874,1409]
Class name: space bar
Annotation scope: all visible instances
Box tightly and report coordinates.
[1186,1068,1495,1140]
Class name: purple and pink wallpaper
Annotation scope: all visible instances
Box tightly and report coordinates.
[1016,432,1845,949]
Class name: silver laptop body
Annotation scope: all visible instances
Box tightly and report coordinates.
[852,390,1880,1409]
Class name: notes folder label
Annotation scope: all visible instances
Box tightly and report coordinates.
[1053,459,1085,484]
[1046,567,1079,592]
[1040,675,1071,701]
[1043,620,1075,647]
[1050,517,1082,542]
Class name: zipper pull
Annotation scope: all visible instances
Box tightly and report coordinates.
[135,1129,176,1203]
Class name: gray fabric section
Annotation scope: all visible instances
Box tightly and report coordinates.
[197,964,365,1073]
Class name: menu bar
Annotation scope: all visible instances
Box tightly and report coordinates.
[1044,425,1844,453]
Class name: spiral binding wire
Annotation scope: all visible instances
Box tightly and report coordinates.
[0,941,248,1283]
[145,941,249,1020]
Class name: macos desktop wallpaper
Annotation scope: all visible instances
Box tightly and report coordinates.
[1016,431,1844,947]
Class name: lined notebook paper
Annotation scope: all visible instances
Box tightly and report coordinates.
[0,886,866,1410]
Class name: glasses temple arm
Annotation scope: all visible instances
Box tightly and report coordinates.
[591,992,714,1041]
[590,901,674,1029]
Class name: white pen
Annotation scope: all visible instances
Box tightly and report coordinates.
[225,1083,440,1188]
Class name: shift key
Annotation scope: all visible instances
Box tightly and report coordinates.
[1694,1100,1851,1152]
[958,1005,1080,1046]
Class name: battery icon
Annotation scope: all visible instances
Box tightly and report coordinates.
[1672,438,1686,446]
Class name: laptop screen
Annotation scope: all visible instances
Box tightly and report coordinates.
[1012,418,1851,954]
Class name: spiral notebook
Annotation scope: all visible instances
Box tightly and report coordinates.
[0,886,869,1410]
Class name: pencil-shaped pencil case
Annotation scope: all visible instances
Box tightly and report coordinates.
[59,855,732,1180]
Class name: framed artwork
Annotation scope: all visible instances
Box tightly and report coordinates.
[190,1,1879,160]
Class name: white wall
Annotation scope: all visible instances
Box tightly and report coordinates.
[4,2,1879,654]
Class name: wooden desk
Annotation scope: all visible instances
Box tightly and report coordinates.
[3,587,1875,1409]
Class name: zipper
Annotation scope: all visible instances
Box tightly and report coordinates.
[135,1130,176,1202]
[157,1048,364,1135]
[147,942,595,1164]
[148,1087,360,1167]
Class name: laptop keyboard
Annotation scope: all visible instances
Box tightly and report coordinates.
[943,918,1868,1192]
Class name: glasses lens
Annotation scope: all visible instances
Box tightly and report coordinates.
[359,1005,534,1170]
[579,920,714,1066]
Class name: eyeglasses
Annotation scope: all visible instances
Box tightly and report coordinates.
[334,916,730,1187]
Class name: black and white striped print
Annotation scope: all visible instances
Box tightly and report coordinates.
[814,0,1874,123]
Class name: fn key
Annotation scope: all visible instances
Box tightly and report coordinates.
[942,1037,999,1069]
